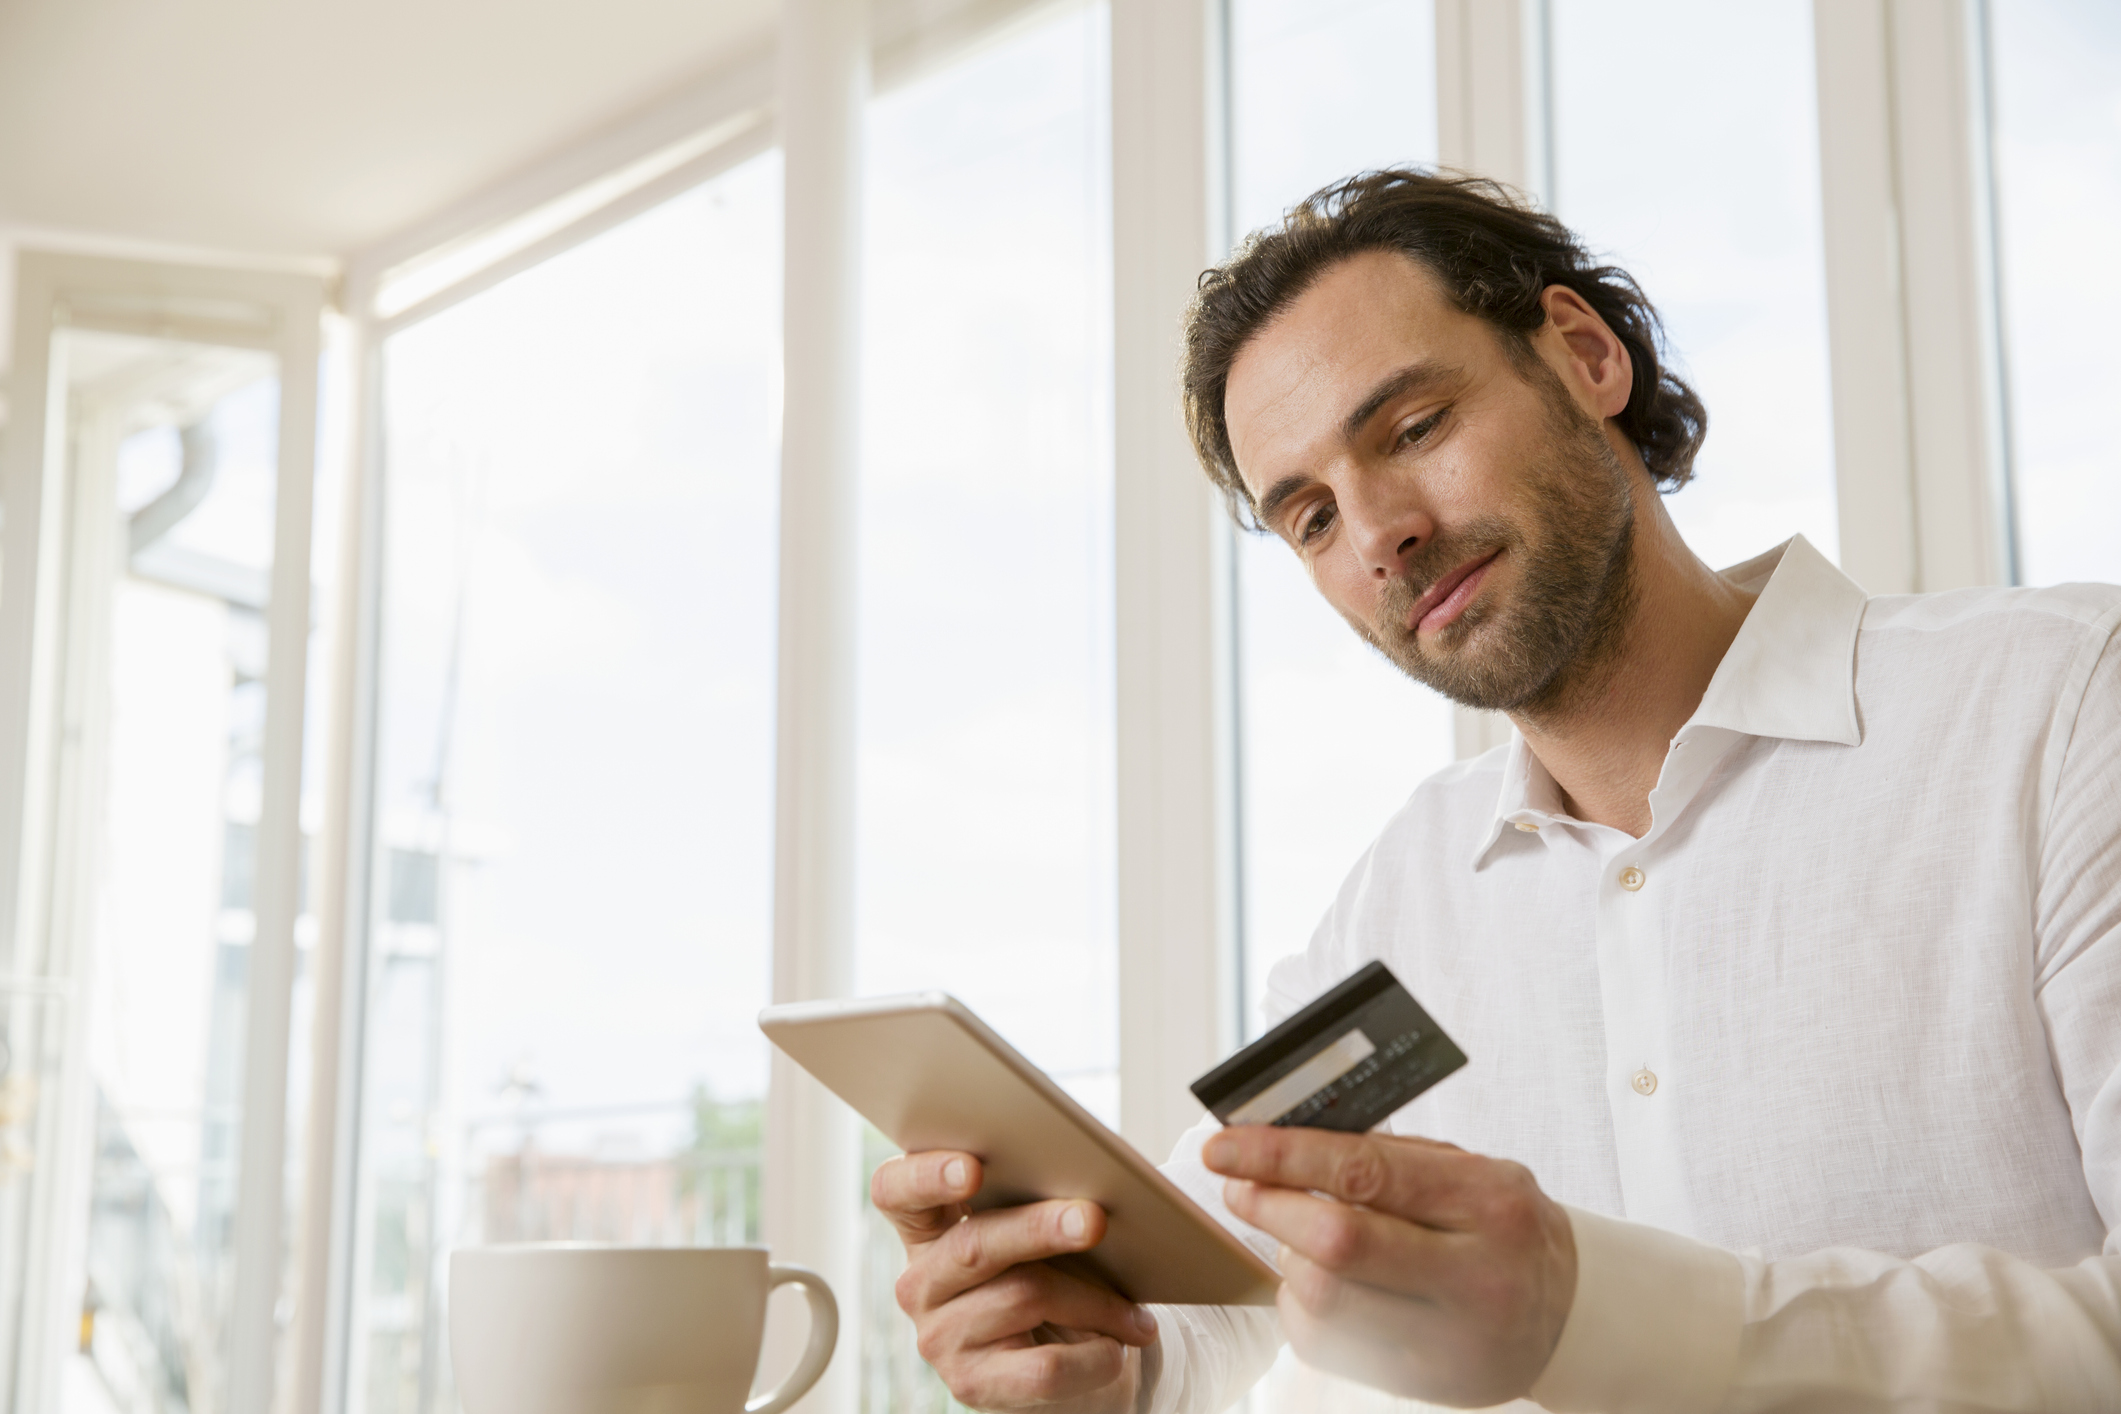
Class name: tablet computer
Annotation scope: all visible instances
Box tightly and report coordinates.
[758,992,1280,1307]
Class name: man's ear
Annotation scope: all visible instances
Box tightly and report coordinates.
[1536,285,1633,422]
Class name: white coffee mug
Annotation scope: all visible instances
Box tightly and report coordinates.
[450,1246,837,1414]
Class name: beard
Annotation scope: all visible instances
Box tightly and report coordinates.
[1352,365,1638,716]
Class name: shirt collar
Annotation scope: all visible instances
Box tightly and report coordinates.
[1470,534,1868,869]
[1689,534,1866,746]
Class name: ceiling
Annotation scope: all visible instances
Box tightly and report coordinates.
[0,0,775,261]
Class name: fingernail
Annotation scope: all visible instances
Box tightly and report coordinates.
[1202,1135,1232,1169]
[1061,1204,1088,1241]
[944,1158,967,1192]
[1131,1306,1158,1338]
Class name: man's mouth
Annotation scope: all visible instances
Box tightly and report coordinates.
[1406,549,1503,636]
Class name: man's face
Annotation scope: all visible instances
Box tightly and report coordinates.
[1225,250,1638,714]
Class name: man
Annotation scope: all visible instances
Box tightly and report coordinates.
[874,170,2121,1411]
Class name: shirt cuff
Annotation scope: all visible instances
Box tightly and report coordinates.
[1527,1204,1744,1414]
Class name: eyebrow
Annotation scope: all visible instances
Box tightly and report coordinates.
[1252,359,1464,528]
[1340,359,1462,443]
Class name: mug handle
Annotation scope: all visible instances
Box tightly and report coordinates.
[747,1264,840,1414]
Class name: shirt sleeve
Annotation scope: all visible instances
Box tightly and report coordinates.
[1136,875,1389,1414]
[1535,612,2121,1414]
[1528,1212,2121,1413]
[1142,1114,1286,1414]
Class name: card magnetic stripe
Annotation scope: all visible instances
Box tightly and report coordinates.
[1190,960,1467,1132]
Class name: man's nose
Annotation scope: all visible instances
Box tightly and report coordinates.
[1341,476,1434,580]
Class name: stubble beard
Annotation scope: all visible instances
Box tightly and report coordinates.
[1355,369,1640,717]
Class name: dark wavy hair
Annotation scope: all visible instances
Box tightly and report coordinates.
[1182,168,1708,529]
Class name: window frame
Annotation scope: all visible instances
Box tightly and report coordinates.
[0,250,326,1414]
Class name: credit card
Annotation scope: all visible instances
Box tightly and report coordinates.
[1191,961,1466,1132]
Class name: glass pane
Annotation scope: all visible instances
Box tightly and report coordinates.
[1230,0,1437,238]
[1549,0,1838,573]
[857,7,1113,1410]
[1228,0,1453,1042]
[353,153,781,1414]
[857,3,1116,1125]
[1989,0,2121,585]
[59,330,282,1413]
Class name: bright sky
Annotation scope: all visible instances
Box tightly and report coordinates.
[1991,0,2121,587]
[380,153,784,1158]
[1550,0,1838,575]
[853,2,1118,1111]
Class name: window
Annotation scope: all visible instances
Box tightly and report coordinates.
[1988,0,2121,585]
[857,0,1116,1131]
[1548,0,1838,573]
[70,344,285,1414]
[347,153,781,1414]
[856,6,1114,1407]
[1228,0,1454,1040]
[0,253,327,1414]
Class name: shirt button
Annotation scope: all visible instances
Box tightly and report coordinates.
[1513,821,1539,833]
[1631,1068,1658,1096]
[1619,866,1646,891]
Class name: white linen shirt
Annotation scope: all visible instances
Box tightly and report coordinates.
[1147,536,2121,1413]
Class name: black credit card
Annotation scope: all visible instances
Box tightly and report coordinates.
[1191,961,1466,1132]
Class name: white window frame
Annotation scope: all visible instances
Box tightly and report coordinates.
[1111,0,1240,1163]
[0,251,325,1414]
[1813,0,2015,593]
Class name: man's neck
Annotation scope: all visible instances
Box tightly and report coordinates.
[1510,482,1757,838]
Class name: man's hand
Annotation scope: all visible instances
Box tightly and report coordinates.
[873,1151,1160,1414]
[1204,1127,1575,1408]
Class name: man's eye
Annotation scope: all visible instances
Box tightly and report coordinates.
[1398,409,1446,448]
[1298,503,1336,545]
